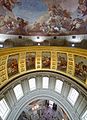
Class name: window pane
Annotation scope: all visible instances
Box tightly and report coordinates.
[13,84,24,100]
[81,110,87,120]
[42,77,49,88]
[67,88,79,106]
[0,98,10,120]
[29,78,36,91]
[55,80,63,93]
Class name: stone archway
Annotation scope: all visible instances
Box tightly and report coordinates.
[0,71,87,120]
[7,89,78,120]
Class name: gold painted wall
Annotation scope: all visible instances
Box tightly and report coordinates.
[0,46,87,89]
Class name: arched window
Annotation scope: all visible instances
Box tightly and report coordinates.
[67,88,79,106]
[55,80,63,93]
[42,77,49,89]
[13,84,24,101]
[0,98,10,120]
[29,78,36,91]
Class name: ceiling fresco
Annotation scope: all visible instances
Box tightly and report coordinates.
[0,0,87,36]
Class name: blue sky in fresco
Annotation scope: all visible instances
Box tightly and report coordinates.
[13,0,48,24]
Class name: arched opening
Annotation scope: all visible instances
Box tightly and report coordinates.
[0,71,87,120]
[17,98,70,120]
[8,89,72,120]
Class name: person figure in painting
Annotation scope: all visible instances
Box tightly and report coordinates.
[75,61,83,75]
[42,56,50,68]
[57,55,67,71]
[82,64,87,80]
[26,54,35,70]
[11,58,18,73]
[75,61,87,81]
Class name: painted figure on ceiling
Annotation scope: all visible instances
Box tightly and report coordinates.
[0,0,87,35]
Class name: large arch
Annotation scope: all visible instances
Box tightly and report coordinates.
[0,71,87,120]
[8,89,75,120]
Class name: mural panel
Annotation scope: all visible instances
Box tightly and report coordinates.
[42,52,51,69]
[57,53,67,72]
[74,55,87,82]
[7,54,19,77]
[26,52,36,70]
[0,0,87,35]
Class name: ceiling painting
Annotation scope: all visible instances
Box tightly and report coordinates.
[0,0,87,35]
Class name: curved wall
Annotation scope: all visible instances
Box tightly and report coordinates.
[0,46,87,89]
[0,47,87,120]
[0,71,87,120]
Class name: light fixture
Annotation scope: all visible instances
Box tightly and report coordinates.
[0,44,3,48]
[54,36,57,39]
[72,44,75,47]
[67,35,83,43]
[37,36,39,39]
[32,104,39,111]
[18,36,22,39]
[72,36,76,39]
[38,43,40,46]
[32,36,46,42]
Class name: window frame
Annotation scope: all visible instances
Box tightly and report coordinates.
[13,84,24,101]
[28,78,36,91]
[67,87,79,106]
[42,77,49,89]
[55,79,63,93]
[0,98,10,120]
